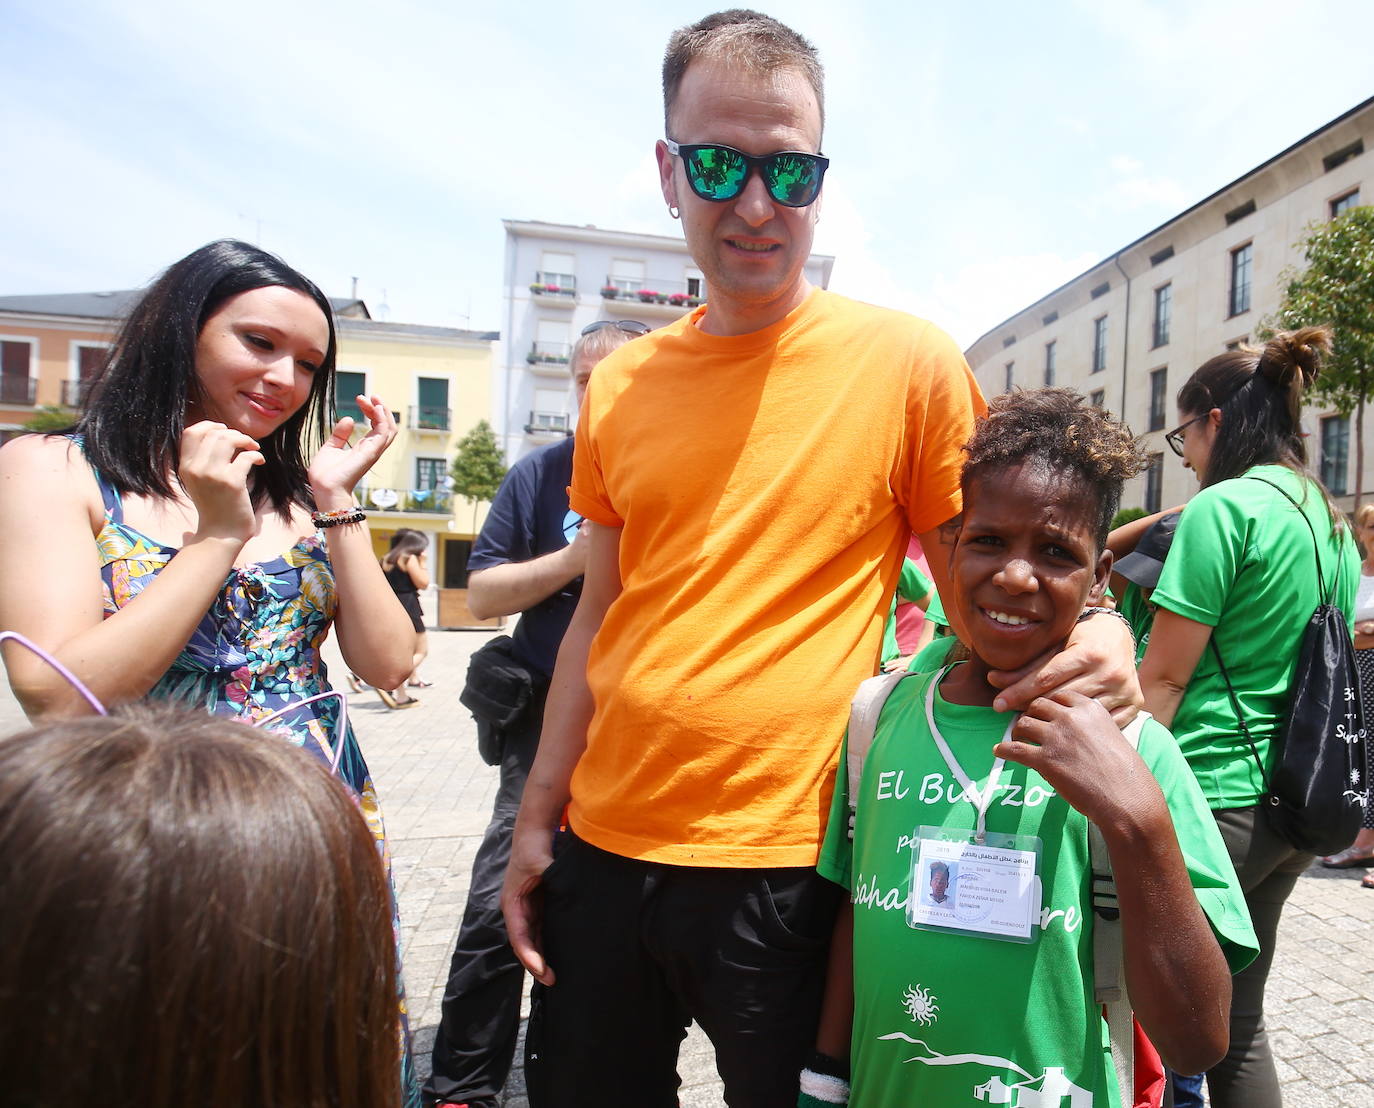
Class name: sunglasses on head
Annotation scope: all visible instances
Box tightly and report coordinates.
[664,140,829,208]
[581,320,650,337]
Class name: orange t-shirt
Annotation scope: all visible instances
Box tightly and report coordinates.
[569,289,985,866]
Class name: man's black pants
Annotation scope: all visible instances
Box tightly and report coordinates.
[523,832,843,1108]
[424,694,544,1108]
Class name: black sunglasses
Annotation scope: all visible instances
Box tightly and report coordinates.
[581,320,650,337]
[664,140,829,208]
[1165,414,1206,457]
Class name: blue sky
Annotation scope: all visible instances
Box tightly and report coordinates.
[3,0,1372,348]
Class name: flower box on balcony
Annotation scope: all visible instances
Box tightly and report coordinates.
[637,289,659,303]
[600,286,620,299]
[668,293,689,306]
[687,295,704,307]
[529,283,547,293]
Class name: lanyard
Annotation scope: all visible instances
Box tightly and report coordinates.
[923,666,1016,843]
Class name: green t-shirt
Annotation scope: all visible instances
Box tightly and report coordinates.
[819,667,1257,1108]
[925,588,948,628]
[881,558,935,663]
[1116,582,1153,666]
[1149,465,1359,807]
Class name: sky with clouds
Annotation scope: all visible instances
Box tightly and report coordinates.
[3,0,1372,349]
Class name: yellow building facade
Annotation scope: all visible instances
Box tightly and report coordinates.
[334,316,498,590]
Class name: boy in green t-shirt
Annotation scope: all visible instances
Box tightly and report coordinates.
[803,391,1257,1108]
[1110,510,1182,665]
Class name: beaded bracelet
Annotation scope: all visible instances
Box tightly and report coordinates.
[1077,604,1136,649]
[311,507,366,529]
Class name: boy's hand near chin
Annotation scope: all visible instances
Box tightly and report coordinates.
[995,688,1232,1074]
[995,689,1164,832]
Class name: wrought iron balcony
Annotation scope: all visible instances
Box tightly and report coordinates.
[530,271,577,301]
[524,409,572,436]
[600,276,704,310]
[61,379,94,408]
[356,485,454,514]
[408,405,451,432]
[527,341,572,365]
[0,376,36,405]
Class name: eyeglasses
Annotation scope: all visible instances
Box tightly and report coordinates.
[581,320,650,337]
[664,140,829,208]
[1165,414,1206,457]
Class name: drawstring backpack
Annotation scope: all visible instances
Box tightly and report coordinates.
[1209,476,1367,856]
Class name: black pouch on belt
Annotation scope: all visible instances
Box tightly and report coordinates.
[460,635,536,766]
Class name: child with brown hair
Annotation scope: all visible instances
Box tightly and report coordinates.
[0,703,402,1108]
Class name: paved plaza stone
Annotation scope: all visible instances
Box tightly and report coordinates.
[2,605,1371,1105]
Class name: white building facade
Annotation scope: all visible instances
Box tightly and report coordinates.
[498,219,835,463]
[965,97,1372,515]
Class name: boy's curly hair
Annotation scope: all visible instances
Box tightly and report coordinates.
[962,388,1148,548]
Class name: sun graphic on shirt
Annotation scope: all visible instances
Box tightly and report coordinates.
[902,983,940,1026]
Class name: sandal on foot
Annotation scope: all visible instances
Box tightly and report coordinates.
[392,694,419,709]
[1362,872,1374,890]
[346,674,365,694]
[1319,845,1374,868]
[408,679,433,688]
[374,687,401,709]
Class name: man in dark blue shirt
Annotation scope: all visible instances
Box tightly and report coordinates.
[425,320,645,1108]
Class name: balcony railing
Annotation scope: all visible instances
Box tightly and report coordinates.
[524,410,572,435]
[61,379,95,408]
[357,485,454,515]
[0,376,36,405]
[600,276,704,308]
[527,341,572,365]
[530,271,577,299]
[408,405,451,432]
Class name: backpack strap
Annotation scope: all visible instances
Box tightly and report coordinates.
[1092,710,1150,1102]
[1245,476,1335,604]
[845,668,920,838]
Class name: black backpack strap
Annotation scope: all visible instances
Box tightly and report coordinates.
[1244,476,1333,603]
[1209,637,1275,802]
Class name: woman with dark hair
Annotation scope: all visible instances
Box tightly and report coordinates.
[1138,326,1359,1108]
[0,704,401,1108]
[0,239,421,1103]
[379,527,431,706]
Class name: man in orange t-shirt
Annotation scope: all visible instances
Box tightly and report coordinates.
[501,12,1139,1107]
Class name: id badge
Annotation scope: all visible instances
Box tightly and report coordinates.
[907,825,1042,944]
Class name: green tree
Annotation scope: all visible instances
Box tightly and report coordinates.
[21,405,76,433]
[1265,205,1374,509]
[1110,506,1146,531]
[450,419,507,537]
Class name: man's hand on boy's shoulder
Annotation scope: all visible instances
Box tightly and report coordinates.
[988,610,1142,725]
[995,689,1167,836]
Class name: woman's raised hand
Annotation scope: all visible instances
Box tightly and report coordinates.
[179,421,263,544]
[308,395,398,510]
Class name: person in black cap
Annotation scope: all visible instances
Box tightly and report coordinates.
[1111,510,1183,663]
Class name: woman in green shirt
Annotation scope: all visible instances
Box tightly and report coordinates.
[1139,327,1358,1108]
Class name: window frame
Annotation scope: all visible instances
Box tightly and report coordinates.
[1147,367,1168,433]
[1152,283,1172,349]
[1330,189,1361,218]
[1228,242,1253,318]
[1144,453,1163,514]
[1319,414,1350,496]
[1091,315,1108,374]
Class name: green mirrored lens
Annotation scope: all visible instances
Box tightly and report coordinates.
[687,147,748,199]
[766,154,820,205]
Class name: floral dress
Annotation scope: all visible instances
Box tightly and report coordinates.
[89,460,421,1108]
